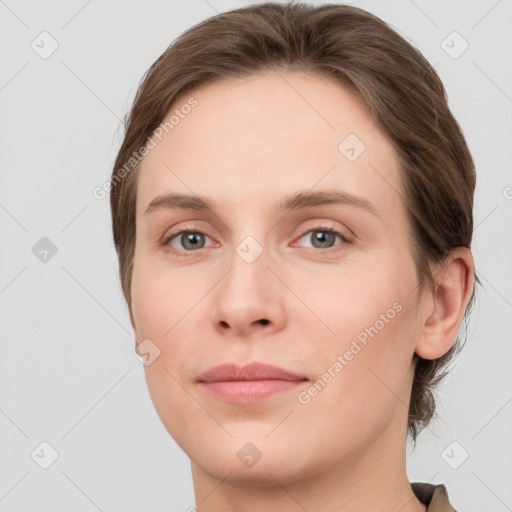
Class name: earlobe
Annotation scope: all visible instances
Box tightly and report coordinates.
[415,248,475,360]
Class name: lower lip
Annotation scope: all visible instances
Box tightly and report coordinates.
[198,379,306,403]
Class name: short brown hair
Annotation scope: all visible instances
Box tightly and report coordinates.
[110,1,479,445]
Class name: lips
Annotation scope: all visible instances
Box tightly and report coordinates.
[196,362,308,403]
[196,362,307,383]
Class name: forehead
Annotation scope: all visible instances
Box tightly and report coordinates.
[136,69,403,218]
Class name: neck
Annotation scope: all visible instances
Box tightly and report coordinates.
[190,408,427,512]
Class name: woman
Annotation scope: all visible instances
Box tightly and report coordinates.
[110,2,478,510]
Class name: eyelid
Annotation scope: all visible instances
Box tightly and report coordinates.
[295,219,353,239]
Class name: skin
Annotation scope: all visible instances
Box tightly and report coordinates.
[129,69,474,512]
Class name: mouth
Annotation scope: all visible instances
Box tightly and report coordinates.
[196,362,308,403]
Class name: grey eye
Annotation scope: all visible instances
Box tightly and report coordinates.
[170,232,210,251]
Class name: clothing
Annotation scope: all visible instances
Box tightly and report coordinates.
[411,482,457,512]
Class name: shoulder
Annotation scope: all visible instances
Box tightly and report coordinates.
[411,481,458,512]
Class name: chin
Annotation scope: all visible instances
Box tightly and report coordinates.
[184,430,321,487]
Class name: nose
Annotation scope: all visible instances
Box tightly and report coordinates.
[210,240,286,338]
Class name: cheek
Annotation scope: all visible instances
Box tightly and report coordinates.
[131,273,195,373]
[298,261,405,343]
[302,258,418,402]
[130,253,209,389]
[131,267,202,441]
[301,303,417,452]
[131,249,189,340]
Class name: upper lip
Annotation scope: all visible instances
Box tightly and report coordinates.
[196,362,308,383]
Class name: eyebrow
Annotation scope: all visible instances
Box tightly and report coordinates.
[144,190,379,217]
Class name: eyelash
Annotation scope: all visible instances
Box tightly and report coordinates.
[161,225,353,257]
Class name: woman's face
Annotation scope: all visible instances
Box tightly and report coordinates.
[130,69,427,485]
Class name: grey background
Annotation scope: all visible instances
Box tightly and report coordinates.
[1,0,511,510]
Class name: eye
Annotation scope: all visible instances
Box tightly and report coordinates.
[162,230,215,254]
[294,226,352,252]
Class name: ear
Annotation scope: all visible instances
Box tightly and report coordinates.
[415,247,475,360]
